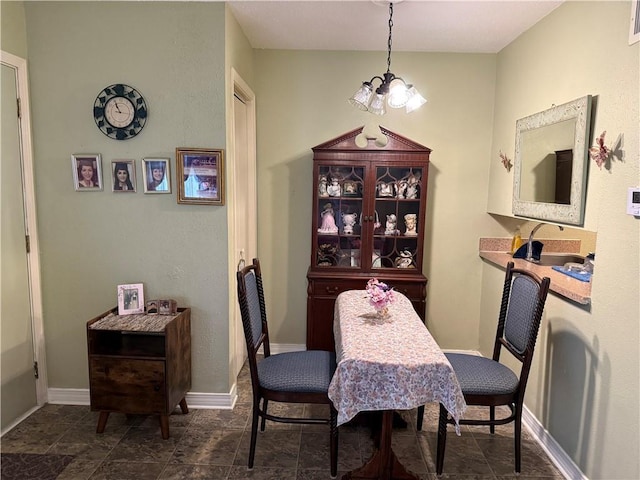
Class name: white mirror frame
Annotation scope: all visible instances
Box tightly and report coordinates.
[513,95,592,226]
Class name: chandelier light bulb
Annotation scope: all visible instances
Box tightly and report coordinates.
[347,2,426,115]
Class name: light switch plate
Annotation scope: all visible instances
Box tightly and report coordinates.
[627,187,640,216]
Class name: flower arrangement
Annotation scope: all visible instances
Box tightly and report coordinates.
[365,278,395,316]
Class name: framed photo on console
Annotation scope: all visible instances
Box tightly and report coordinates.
[117,283,145,315]
[176,148,225,205]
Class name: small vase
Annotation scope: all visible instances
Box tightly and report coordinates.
[375,306,390,318]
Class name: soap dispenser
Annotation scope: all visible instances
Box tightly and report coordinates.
[510,226,523,254]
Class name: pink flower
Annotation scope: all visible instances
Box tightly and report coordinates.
[366,278,395,310]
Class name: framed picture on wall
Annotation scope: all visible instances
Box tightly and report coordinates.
[117,283,145,315]
[111,159,137,192]
[142,158,171,194]
[72,154,103,191]
[176,148,225,205]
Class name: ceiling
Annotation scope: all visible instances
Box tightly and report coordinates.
[227,1,564,54]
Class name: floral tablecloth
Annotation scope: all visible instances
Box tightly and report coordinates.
[328,290,466,429]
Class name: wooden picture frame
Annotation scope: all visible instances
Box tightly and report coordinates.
[111,159,137,192]
[117,283,145,315]
[142,158,171,194]
[72,154,103,191]
[176,148,224,205]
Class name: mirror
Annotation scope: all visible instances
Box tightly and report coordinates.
[513,95,592,225]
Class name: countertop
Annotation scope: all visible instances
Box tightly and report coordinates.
[479,238,591,305]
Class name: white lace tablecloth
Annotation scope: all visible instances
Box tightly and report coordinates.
[328,290,466,428]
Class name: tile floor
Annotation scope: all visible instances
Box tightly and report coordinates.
[1,362,564,480]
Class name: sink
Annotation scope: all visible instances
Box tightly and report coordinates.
[529,253,585,266]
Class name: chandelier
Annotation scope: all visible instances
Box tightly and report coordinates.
[348,2,427,115]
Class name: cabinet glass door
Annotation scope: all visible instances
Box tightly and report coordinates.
[373,166,423,270]
[315,165,365,268]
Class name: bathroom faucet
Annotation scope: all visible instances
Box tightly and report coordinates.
[526,222,564,262]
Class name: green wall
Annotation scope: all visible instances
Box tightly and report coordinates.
[252,49,498,346]
[0,1,28,58]
[23,1,230,393]
[482,2,639,479]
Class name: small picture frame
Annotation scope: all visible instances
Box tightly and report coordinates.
[117,283,145,315]
[145,300,159,314]
[72,154,103,191]
[145,299,177,315]
[142,158,171,194]
[176,148,225,205]
[111,160,137,192]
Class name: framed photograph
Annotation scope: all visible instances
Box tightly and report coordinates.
[145,300,159,314]
[158,299,177,315]
[72,154,103,191]
[111,159,137,192]
[176,148,225,205]
[142,158,171,194]
[117,283,145,315]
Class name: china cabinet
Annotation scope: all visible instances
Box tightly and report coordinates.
[307,126,431,351]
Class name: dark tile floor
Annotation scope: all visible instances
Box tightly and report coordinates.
[1,362,564,480]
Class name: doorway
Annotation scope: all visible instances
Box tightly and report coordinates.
[229,69,257,382]
[1,51,47,433]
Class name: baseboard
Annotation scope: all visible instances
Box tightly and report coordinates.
[522,405,587,480]
[47,388,237,410]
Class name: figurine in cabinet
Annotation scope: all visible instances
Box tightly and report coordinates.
[318,174,329,197]
[342,212,358,235]
[318,202,339,234]
[384,214,399,235]
[404,213,418,236]
[327,177,341,197]
[406,172,421,199]
[377,181,395,197]
[396,179,408,199]
[394,249,415,268]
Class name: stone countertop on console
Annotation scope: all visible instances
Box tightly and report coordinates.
[479,238,591,305]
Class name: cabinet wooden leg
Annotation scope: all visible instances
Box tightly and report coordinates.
[159,415,170,439]
[179,397,189,414]
[96,411,110,433]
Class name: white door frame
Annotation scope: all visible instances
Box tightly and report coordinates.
[1,50,48,406]
[228,68,257,380]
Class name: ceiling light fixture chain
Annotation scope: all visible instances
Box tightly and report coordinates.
[348,2,426,115]
[386,2,393,75]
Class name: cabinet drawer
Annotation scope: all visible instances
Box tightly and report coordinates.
[89,357,166,414]
[310,280,364,297]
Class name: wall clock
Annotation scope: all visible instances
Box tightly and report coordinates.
[93,84,147,140]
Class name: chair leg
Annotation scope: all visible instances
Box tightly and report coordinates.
[260,398,268,431]
[514,404,522,473]
[416,404,425,431]
[490,406,495,434]
[436,403,448,475]
[248,402,260,469]
[329,405,339,478]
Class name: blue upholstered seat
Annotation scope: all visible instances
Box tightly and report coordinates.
[445,353,518,396]
[258,350,336,393]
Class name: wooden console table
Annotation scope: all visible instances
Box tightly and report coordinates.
[86,307,191,439]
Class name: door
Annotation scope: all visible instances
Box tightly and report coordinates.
[230,70,257,379]
[1,55,40,431]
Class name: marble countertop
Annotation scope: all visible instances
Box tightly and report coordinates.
[479,238,591,305]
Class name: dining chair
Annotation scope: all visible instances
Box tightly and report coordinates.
[417,261,550,475]
[236,258,338,477]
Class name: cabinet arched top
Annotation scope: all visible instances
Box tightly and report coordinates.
[312,126,432,154]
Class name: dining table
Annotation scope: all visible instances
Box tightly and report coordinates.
[328,290,467,480]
